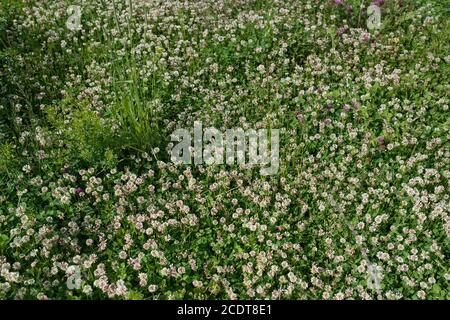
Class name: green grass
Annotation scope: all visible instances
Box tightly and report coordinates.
[0,0,449,300]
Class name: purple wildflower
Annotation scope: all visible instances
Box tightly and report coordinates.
[338,27,347,35]
[377,136,385,145]
[75,187,84,195]
[343,104,350,112]
[295,112,304,123]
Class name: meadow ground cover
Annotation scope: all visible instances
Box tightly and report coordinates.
[0,0,449,300]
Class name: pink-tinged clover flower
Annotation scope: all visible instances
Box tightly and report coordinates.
[75,187,84,195]
[295,112,304,123]
[377,136,385,145]
[334,0,344,5]
[338,27,347,35]
[343,104,350,112]
[373,0,385,6]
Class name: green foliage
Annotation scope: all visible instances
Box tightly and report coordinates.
[0,0,448,301]
[45,99,118,168]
